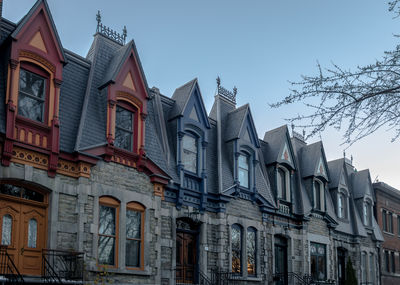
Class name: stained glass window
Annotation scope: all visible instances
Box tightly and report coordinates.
[182,135,198,173]
[28,218,37,248]
[247,227,256,275]
[1,215,12,245]
[115,105,133,151]
[98,205,116,265]
[18,69,46,122]
[238,154,249,188]
[231,224,242,273]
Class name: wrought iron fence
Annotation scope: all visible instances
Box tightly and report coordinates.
[0,245,24,284]
[42,249,84,283]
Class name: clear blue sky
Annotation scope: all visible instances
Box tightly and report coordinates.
[4,0,400,188]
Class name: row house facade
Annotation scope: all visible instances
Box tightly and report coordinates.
[373,182,400,285]
[0,1,383,284]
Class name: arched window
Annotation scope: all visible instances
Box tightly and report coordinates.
[313,179,325,211]
[277,167,290,201]
[238,154,249,188]
[126,202,145,269]
[182,133,198,173]
[231,224,242,273]
[363,200,372,226]
[338,191,347,219]
[246,227,256,275]
[1,214,12,246]
[98,196,120,267]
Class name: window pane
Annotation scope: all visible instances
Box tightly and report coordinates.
[239,155,249,170]
[1,215,12,245]
[0,184,21,197]
[315,182,321,209]
[98,236,115,265]
[99,206,115,235]
[126,239,140,267]
[278,168,286,200]
[369,254,374,284]
[18,93,44,122]
[239,169,249,188]
[247,229,256,275]
[22,189,44,202]
[231,225,241,273]
[115,128,132,151]
[310,243,326,281]
[116,106,133,131]
[28,218,37,248]
[126,210,141,239]
[18,69,45,122]
[182,135,197,153]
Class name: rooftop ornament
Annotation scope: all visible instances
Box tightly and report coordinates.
[96,11,127,45]
[216,76,237,104]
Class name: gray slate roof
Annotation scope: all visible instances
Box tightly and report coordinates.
[168,78,197,120]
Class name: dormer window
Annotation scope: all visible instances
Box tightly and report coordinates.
[314,179,325,211]
[277,167,290,201]
[182,134,198,174]
[115,104,134,151]
[238,154,249,188]
[18,66,48,123]
[338,191,347,219]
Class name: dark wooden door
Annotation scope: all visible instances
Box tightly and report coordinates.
[337,249,346,285]
[176,232,196,284]
[274,237,288,285]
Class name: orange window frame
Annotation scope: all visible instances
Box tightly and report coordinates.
[114,100,139,153]
[98,196,120,268]
[126,202,145,270]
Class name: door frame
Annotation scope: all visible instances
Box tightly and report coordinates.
[0,181,49,276]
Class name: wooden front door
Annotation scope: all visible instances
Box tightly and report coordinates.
[176,232,197,284]
[274,236,288,285]
[0,184,47,276]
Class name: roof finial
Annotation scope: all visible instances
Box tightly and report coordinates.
[343,150,346,158]
[216,76,236,104]
[216,76,221,88]
[302,129,306,139]
[122,25,127,43]
[291,123,295,133]
[96,11,101,32]
[351,155,353,165]
[233,86,237,96]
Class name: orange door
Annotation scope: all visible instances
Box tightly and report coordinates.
[0,199,21,266]
[0,198,46,276]
[18,204,46,275]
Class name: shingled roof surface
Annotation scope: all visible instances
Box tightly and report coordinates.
[168,78,197,120]
[327,158,344,189]
[225,104,248,142]
[262,125,287,165]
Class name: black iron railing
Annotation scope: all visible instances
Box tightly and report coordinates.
[42,249,84,284]
[273,272,315,285]
[210,269,242,285]
[0,245,24,284]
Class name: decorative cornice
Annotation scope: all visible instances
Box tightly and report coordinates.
[19,50,55,73]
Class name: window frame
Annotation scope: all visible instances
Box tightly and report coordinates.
[383,209,387,232]
[238,153,250,189]
[182,132,199,175]
[310,242,327,281]
[277,166,290,202]
[17,62,50,124]
[125,202,145,270]
[231,224,243,274]
[114,101,137,152]
[363,200,372,227]
[98,196,120,268]
[313,179,325,212]
[246,227,257,276]
[337,190,348,219]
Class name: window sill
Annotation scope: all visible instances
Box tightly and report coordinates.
[383,231,395,236]
[228,276,263,282]
[89,266,151,276]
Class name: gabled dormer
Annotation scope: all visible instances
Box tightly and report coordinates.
[262,125,297,215]
[300,142,330,212]
[352,169,375,228]
[168,79,210,209]
[2,0,66,176]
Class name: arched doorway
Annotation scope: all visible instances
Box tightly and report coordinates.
[274,235,288,285]
[176,218,199,284]
[0,181,48,276]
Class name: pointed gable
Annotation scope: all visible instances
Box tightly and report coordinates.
[352,170,374,200]
[169,79,210,128]
[300,141,329,180]
[225,104,260,147]
[100,40,149,104]
[11,0,66,67]
[262,125,295,168]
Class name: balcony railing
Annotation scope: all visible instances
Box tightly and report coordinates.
[0,245,24,284]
